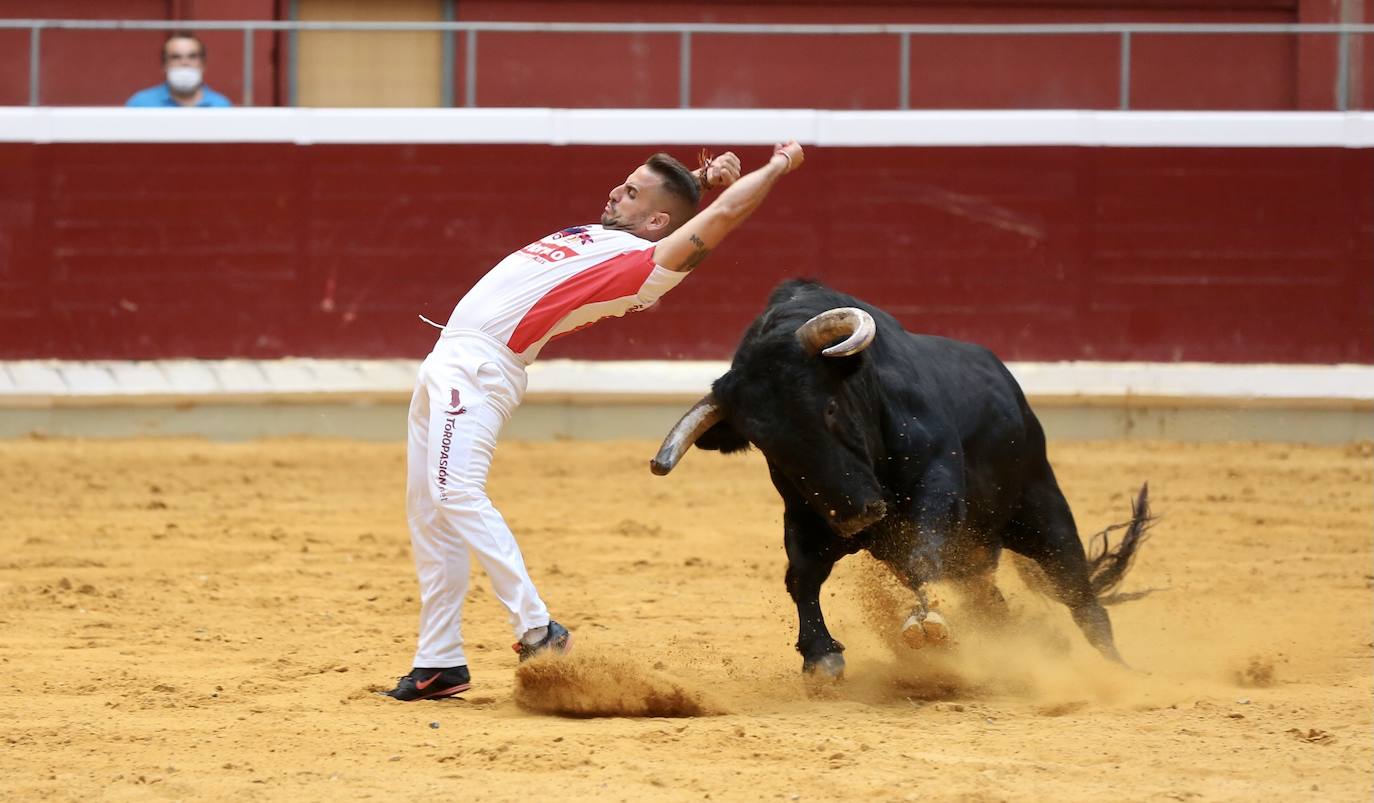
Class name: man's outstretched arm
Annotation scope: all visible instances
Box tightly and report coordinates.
[654,141,805,273]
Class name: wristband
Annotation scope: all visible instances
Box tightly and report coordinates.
[774,150,793,172]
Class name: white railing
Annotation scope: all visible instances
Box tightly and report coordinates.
[3,19,1372,110]
[6,108,1374,148]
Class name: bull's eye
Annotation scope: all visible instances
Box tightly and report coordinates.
[823,398,839,428]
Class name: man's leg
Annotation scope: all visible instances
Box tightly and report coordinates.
[406,363,473,669]
[425,359,550,641]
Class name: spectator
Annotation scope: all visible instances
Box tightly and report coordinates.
[127,32,232,108]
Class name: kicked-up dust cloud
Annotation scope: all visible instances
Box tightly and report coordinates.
[514,646,725,718]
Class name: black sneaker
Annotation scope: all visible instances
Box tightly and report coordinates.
[380,666,471,701]
[513,620,573,662]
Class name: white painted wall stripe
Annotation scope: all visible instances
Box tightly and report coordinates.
[0,360,1370,406]
[2,108,1373,147]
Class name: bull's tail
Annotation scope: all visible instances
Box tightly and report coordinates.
[1086,482,1155,600]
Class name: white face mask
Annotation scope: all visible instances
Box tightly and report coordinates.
[166,66,203,94]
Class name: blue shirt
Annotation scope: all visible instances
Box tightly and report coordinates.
[126,83,233,107]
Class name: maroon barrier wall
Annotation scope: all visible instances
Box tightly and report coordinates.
[1,142,1370,364]
[1,0,1370,110]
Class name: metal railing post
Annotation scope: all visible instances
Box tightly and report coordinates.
[242,26,254,106]
[440,0,455,108]
[899,32,911,110]
[464,29,477,107]
[287,0,298,107]
[29,25,41,106]
[1119,30,1132,110]
[1336,30,1350,111]
[679,30,692,109]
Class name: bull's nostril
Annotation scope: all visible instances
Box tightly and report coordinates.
[830,499,887,537]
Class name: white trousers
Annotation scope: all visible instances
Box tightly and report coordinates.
[405,330,548,668]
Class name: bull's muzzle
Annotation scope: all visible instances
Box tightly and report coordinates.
[831,499,887,537]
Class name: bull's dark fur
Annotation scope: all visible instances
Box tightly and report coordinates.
[693,279,1153,674]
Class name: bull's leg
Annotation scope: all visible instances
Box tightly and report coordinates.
[871,526,951,649]
[954,569,1012,627]
[784,515,849,678]
[876,460,968,649]
[1004,477,1125,664]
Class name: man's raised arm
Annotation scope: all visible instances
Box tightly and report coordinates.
[654,141,805,273]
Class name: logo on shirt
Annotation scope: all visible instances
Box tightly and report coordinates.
[521,238,581,264]
[555,226,595,245]
[448,389,467,415]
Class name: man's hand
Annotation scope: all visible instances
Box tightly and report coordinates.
[770,141,804,174]
[704,151,742,189]
[655,141,807,273]
[697,150,742,191]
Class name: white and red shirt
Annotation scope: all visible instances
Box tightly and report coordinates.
[443,225,687,364]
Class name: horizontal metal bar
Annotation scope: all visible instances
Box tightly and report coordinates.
[2,19,1372,35]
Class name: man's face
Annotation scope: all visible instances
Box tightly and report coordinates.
[601,165,669,239]
[163,37,204,69]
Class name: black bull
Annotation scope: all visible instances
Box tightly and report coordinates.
[651,280,1153,677]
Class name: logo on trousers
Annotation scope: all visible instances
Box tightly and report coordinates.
[436,391,467,502]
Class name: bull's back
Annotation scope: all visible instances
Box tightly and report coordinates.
[898,334,1028,435]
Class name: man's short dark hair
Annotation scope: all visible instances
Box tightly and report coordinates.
[162,31,206,62]
[645,153,701,232]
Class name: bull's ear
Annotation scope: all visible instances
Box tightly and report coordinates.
[694,420,750,453]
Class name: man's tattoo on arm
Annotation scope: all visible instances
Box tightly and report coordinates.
[682,234,712,270]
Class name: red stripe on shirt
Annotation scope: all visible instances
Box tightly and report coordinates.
[507,247,658,355]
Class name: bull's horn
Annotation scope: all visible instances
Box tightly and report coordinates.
[650,394,723,476]
[796,307,877,357]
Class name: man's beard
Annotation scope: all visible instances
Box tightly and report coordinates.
[601,211,630,231]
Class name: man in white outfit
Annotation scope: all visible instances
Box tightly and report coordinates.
[384,141,806,701]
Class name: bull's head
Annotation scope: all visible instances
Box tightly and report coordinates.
[652,307,887,537]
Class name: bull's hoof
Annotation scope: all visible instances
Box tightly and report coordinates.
[901,610,951,649]
[802,652,846,681]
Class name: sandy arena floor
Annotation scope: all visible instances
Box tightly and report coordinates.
[0,435,1370,802]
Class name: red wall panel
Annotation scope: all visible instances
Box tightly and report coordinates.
[0,141,1368,364]
[1131,33,1295,109]
[908,34,1123,110]
[471,32,680,108]
[0,28,30,106]
[22,26,169,106]
[0,143,42,328]
[0,0,279,107]
[690,34,902,109]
